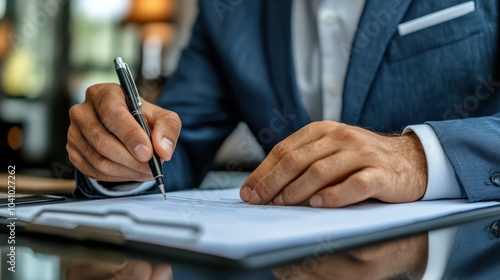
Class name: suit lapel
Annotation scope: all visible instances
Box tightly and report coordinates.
[265,0,310,132]
[342,0,413,124]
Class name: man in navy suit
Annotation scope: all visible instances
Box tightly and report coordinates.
[67,0,500,207]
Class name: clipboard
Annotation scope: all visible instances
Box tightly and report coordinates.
[22,208,201,246]
[1,188,500,269]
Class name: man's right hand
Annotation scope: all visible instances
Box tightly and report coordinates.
[67,83,181,182]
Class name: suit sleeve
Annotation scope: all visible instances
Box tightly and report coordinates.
[427,113,500,202]
[74,3,240,198]
[157,3,240,191]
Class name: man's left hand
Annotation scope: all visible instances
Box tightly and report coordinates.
[240,121,428,207]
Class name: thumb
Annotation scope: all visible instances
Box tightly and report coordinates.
[144,103,181,161]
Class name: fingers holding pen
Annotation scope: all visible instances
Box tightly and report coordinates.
[87,84,153,162]
[144,103,182,161]
[70,96,149,174]
[66,119,153,181]
[87,83,182,163]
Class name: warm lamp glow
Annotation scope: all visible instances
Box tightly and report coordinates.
[7,126,23,150]
[126,0,175,23]
[142,23,175,44]
[0,19,12,58]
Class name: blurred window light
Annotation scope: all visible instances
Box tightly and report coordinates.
[72,0,130,21]
[0,0,5,19]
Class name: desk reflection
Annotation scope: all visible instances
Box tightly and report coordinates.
[62,234,427,280]
[272,234,427,280]
[2,217,499,280]
[66,259,172,280]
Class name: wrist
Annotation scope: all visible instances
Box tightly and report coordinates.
[401,132,428,200]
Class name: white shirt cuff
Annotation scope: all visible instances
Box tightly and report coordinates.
[87,177,155,197]
[403,125,463,200]
[421,227,458,280]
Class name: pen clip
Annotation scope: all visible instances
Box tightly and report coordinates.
[124,63,142,108]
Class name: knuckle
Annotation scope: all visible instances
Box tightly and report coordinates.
[85,85,99,100]
[357,145,376,158]
[257,175,281,200]
[66,143,72,157]
[309,120,333,133]
[282,151,301,171]
[351,172,373,192]
[94,157,112,175]
[303,122,318,134]
[92,127,107,147]
[257,175,271,193]
[309,161,330,182]
[97,103,117,129]
[67,149,80,168]
[316,120,331,128]
[335,124,356,140]
[158,110,182,134]
[168,111,181,126]
[87,124,105,146]
[66,124,78,144]
[272,142,289,158]
[322,190,339,207]
[245,175,259,189]
[282,189,300,204]
[82,141,95,161]
[68,105,80,121]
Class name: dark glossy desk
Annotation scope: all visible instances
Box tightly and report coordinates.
[1,210,499,280]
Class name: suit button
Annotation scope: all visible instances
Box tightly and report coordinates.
[491,173,500,187]
[490,221,500,238]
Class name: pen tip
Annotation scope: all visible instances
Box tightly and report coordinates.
[158,183,166,200]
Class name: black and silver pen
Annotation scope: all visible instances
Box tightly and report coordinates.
[114,57,166,200]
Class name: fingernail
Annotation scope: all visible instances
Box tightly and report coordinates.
[134,144,151,161]
[249,190,261,204]
[161,137,174,155]
[310,196,323,207]
[241,186,252,201]
[273,194,284,205]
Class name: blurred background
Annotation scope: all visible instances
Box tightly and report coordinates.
[0,0,204,179]
[0,3,265,278]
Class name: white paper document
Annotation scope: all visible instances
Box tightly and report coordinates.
[7,188,500,260]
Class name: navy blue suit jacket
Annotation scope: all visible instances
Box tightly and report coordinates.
[77,0,500,201]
